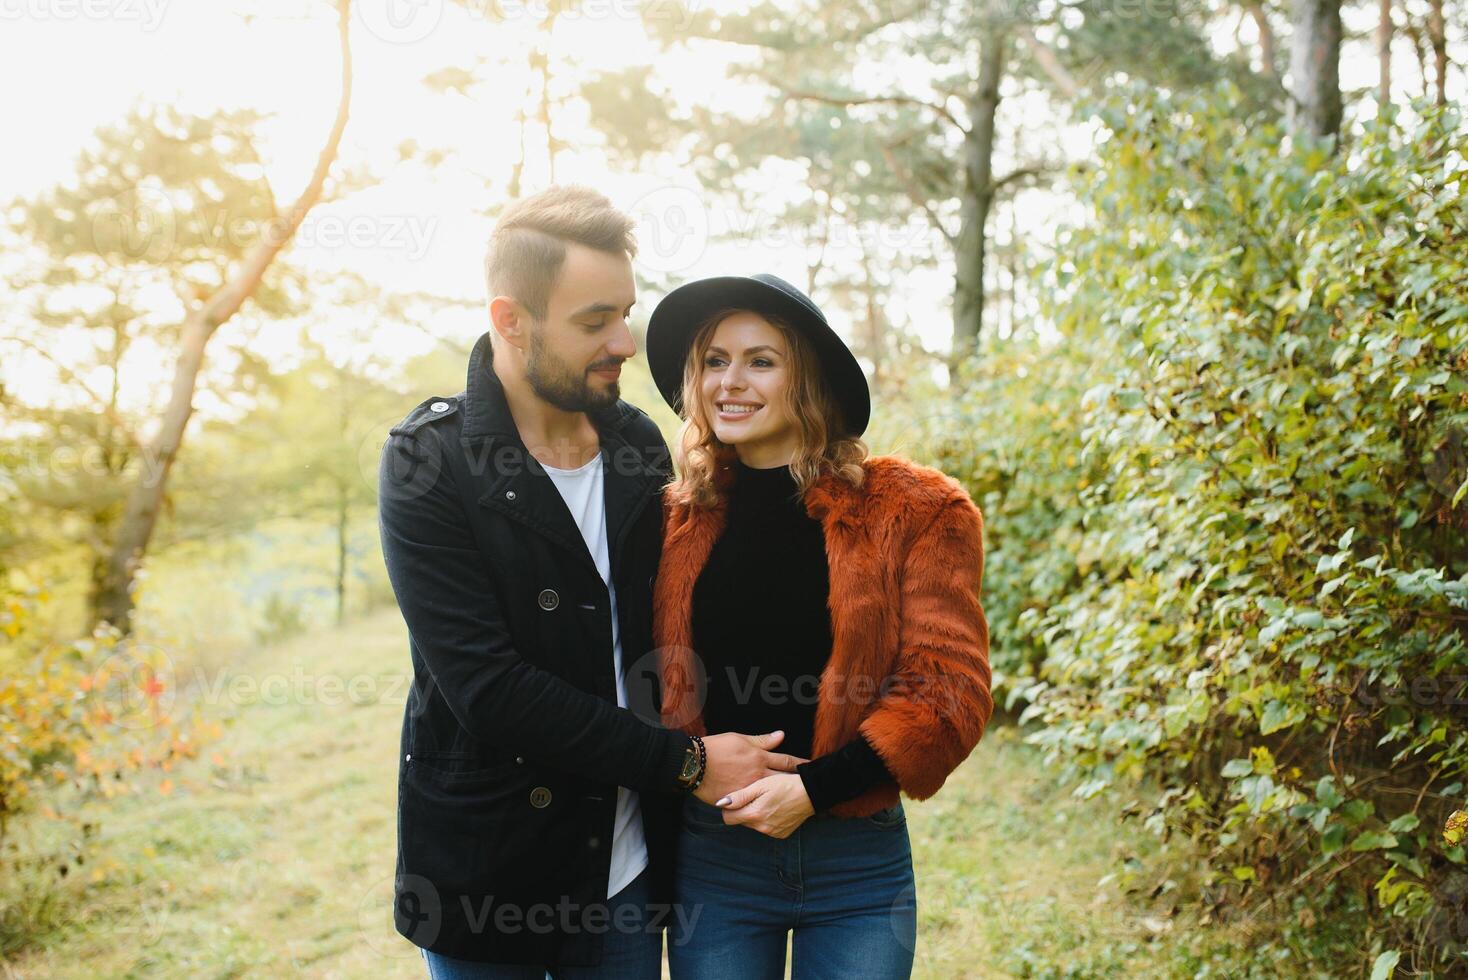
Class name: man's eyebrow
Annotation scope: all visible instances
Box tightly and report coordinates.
[570,301,635,317]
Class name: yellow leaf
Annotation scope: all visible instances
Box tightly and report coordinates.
[1444,810,1467,846]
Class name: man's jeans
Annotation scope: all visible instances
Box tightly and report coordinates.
[419,867,662,980]
[667,795,917,979]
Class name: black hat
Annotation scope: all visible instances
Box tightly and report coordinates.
[645,273,871,437]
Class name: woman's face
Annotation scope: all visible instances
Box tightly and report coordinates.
[698,311,800,465]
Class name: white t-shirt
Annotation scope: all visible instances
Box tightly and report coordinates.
[541,450,648,900]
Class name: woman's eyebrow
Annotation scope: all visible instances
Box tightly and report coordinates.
[706,345,782,356]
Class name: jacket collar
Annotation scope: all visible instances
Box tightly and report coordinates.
[458,330,663,578]
[675,444,867,532]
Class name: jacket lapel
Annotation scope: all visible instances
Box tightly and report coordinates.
[656,452,888,751]
[458,331,657,582]
[801,465,894,757]
[473,440,601,579]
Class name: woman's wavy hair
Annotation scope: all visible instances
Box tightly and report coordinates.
[669,307,868,508]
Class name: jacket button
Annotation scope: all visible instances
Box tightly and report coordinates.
[529,786,553,808]
[537,589,559,611]
[515,756,525,765]
[430,401,450,412]
[505,489,517,501]
[588,836,600,849]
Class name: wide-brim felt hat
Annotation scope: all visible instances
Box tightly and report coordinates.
[645,273,871,437]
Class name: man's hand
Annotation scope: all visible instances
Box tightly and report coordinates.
[694,731,805,804]
[715,773,814,838]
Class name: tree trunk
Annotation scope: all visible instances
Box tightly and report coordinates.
[335,481,349,627]
[1287,0,1343,142]
[857,243,885,384]
[1245,1,1280,80]
[1427,0,1448,106]
[1377,0,1393,108]
[92,0,354,634]
[952,28,1008,369]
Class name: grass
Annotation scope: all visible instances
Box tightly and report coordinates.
[5,608,1248,978]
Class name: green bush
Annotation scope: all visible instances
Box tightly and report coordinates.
[927,87,1466,972]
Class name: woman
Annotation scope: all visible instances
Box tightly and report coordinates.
[644,273,994,979]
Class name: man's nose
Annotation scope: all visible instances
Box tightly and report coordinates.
[606,319,636,360]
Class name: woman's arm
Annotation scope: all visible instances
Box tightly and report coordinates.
[858,493,993,799]
[796,735,895,811]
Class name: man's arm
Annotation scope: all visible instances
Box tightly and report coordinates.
[378,425,693,794]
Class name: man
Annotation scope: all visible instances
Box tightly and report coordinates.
[378,185,800,978]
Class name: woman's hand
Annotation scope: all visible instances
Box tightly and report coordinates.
[716,773,815,838]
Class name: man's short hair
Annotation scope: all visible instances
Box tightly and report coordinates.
[484,185,638,322]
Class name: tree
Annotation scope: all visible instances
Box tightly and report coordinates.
[4,103,298,623]
[210,337,402,626]
[93,0,355,633]
[1288,0,1344,140]
[586,0,1279,373]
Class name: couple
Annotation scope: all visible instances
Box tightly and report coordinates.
[378,185,993,979]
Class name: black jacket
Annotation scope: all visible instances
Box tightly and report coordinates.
[377,331,693,965]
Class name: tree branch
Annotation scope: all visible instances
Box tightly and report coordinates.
[1015,25,1080,99]
[755,71,965,131]
[877,140,956,245]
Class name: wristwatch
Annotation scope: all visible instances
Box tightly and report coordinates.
[675,734,706,792]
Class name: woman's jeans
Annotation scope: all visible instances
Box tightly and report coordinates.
[668,794,917,979]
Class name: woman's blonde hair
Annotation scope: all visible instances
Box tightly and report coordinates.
[669,307,868,508]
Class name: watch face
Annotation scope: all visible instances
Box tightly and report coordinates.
[679,751,701,783]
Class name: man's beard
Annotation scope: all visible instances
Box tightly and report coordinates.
[525,326,620,414]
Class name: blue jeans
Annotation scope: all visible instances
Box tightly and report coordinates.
[418,867,662,980]
[668,795,917,979]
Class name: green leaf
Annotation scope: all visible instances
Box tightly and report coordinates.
[1387,813,1420,834]
[1260,700,1302,735]
[1350,831,1399,852]
[1370,949,1400,980]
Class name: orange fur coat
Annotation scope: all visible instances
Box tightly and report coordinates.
[653,450,994,818]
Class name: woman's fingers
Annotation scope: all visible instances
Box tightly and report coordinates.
[717,778,768,812]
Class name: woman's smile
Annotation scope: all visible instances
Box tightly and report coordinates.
[716,400,763,420]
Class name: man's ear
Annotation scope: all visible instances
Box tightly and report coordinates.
[489,296,529,351]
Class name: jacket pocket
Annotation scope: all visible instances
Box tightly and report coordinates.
[406,748,519,780]
[398,760,530,895]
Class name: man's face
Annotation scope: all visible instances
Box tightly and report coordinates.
[524,242,637,414]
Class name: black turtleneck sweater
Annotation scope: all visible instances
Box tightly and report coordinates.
[690,456,894,812]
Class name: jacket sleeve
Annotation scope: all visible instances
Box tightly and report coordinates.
[857,493,993,799]
[377,425,691,795]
